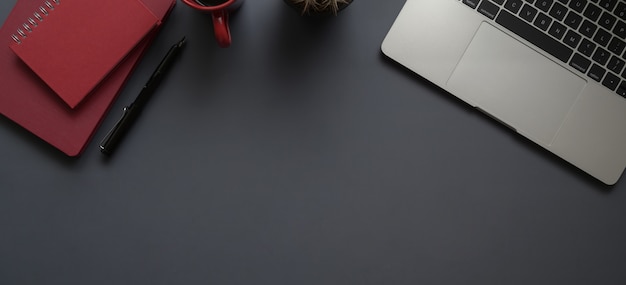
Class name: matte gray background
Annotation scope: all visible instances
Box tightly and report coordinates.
[1,0,625,284]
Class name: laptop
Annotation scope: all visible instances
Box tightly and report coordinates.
[382,0,626,185]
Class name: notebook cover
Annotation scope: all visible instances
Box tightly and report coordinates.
[9,0,159,109]
[0,0,176,156]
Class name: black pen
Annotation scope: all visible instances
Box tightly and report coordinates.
[100,37,186,155]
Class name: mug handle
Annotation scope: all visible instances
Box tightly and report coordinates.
[211,10,231,48]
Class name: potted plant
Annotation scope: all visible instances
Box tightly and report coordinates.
[284,0,353,16]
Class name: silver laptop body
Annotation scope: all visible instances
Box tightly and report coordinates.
[382,0,626,185]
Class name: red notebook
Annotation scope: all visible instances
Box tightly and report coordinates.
[9,0,159,109]
[0,0,176,156]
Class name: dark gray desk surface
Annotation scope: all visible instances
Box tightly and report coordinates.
[2,1,626,284]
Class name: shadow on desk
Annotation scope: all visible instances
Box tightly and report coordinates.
[378,52,618,193]
[268,5,354,77]
[0,116,79,166]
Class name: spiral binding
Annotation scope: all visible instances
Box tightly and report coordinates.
[11,0,60,44]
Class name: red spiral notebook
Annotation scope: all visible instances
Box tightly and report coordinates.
[10,0,158,109]
[0,0,176,156]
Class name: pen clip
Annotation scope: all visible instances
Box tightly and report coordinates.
[99,106,130,153]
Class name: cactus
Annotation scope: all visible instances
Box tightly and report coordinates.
[284,0,353,16]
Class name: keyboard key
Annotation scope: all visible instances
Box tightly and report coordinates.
[536,0,554,12]
[599,11,617,31]
[564,29,582,48]
[615,2,626,20]
[496,10,573,62]
[505,0,524,13]
[534,12,553,30]
[549,21,568,39]
[613,21,626,39]
[598,0,616,12]
[479,1,501,19]
[588,63,607,81]
[549,2,568,20]
[593,28,612,46]
[607,55,625,74]
[592,47,610,65]
[520,4,539,21]
[578,38,597,56]
[583,3,602,21]
[493,0,506,4]
[579,20,598,38]
[607,37,626,55]
[570,53,592,72]
[564,10,583,29]
[569,0,588,13]
[602,72,620,91]
[463,0,482,9]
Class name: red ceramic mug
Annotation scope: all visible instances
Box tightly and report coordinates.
[181,0,244,48]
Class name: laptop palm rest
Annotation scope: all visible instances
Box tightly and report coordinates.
[447,23,586,145]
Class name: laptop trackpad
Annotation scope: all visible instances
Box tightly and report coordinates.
[447,23,586,145]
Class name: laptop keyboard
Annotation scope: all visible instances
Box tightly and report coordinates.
[460,0,626,98]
